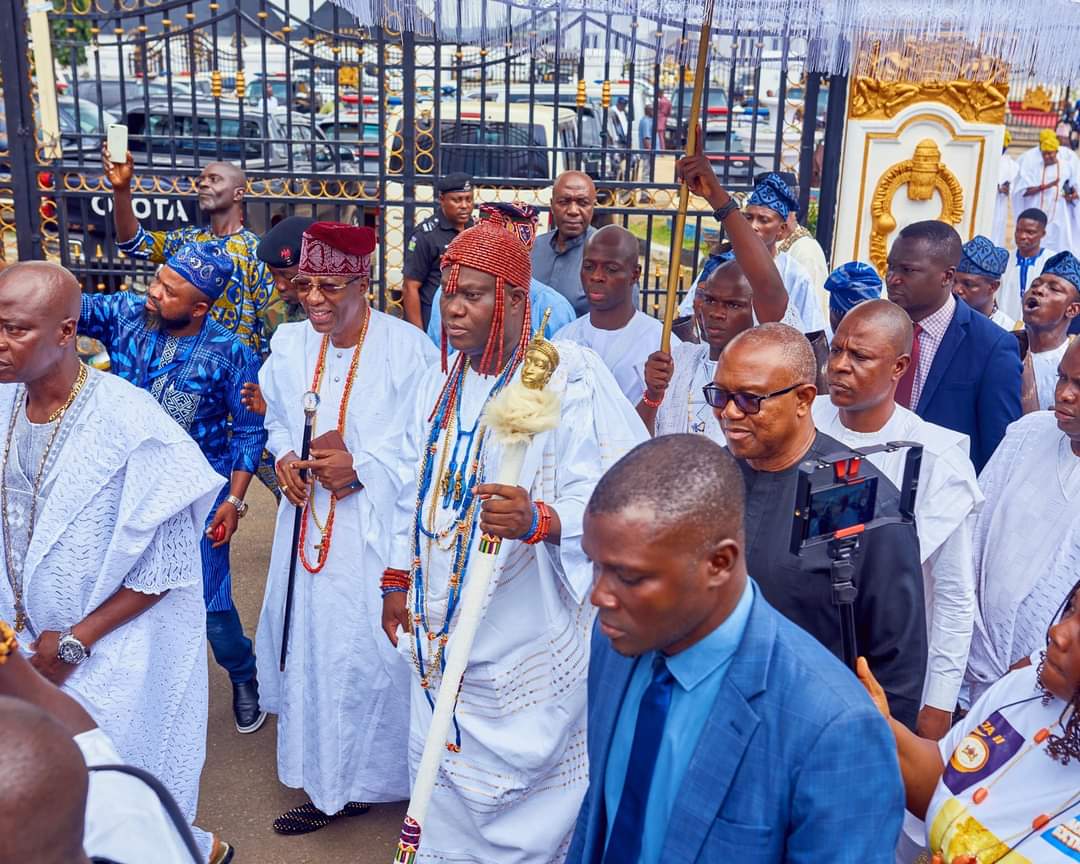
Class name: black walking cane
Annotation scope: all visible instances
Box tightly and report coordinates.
[280,390,320,672]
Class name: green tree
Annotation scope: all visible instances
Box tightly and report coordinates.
[50,3,93,68]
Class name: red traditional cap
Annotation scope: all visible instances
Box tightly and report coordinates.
[298,222,377,278]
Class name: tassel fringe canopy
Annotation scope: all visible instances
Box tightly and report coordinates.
[325,0,1080,84]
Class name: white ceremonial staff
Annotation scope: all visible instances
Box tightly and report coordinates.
[393,313,562,864]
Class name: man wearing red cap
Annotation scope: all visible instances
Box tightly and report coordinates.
[382,214,647,861]
[254,223,438,834]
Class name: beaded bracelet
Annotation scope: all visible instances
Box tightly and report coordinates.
[381,568,411,599]
[523,501,553,545]
[641,390,664,409]
[518,503,540,541]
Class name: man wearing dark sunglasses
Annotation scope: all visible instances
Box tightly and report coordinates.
[714,322,928,731]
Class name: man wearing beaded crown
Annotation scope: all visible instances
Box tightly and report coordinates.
[254,222,437,836]
[0,261,224,847]
[383,205,647,862]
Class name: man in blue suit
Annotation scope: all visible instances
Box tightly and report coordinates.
[886,220,1021,471]
[569,434,904,864]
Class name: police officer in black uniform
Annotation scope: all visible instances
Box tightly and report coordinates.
[402,173,475,329]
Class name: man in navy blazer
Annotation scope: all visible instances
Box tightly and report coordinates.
[886,220,1021,471]
[569,435,903,864]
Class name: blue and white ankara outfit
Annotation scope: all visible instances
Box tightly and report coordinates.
[79,241,267,684]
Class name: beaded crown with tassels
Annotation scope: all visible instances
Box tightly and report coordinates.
[437,203,536,376]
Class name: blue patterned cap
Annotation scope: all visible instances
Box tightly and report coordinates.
[166,241,234,302]
[1041,250,1080,290]
[957,235,1008,280]
[748,172,798,219]
[824,262,882,315]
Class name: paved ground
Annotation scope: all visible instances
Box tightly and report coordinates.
[195,480,405,863]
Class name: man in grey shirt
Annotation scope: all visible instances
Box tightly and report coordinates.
[532,171,598,316]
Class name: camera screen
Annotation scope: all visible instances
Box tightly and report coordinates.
[806,477,877,540]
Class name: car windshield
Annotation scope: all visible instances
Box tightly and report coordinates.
[436,119,552,179]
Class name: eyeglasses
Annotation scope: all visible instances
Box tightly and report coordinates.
[701,382,801,415]
[290,276,358,296]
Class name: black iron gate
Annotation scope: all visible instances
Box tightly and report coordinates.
[1,0,831,315]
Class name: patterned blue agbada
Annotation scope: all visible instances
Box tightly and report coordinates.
[78,290,267,611]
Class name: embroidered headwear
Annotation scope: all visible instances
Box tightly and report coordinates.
[257,215,315,269]
[1040,129,1061,153]
[748,172,799,219]
[477,201,540,251]
[166,241,234,302]
[824,262,883,315]
[957,235,1009,280]
[440,217,533,375]
[1041,250,1080,291]
[298,222,377,279]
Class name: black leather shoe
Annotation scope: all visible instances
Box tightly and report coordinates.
[232,677,267,734]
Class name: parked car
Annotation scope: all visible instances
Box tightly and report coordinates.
[55,100,374,254]
[75,78,173,115]
[463,85,623,180]
[315,109,382,176]
[387,101,579,181]
[246,73,322,114]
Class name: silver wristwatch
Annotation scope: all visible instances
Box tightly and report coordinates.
[57,630,90,665]
[226,494,249,518]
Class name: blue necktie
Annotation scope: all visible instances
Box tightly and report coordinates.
[603,655,676,864]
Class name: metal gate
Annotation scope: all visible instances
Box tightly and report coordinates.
[1,0,825,315]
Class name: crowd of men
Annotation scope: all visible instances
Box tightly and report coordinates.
[0,127,1077,864]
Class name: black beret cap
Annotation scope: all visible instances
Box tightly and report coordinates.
[437,173,473,194]
[257,215,316,268]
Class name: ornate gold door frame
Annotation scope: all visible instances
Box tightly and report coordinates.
[869,139,965,274]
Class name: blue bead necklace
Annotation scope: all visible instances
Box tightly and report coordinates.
[407,348,523,745]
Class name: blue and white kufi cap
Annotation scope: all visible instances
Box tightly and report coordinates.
[166,241,234,302]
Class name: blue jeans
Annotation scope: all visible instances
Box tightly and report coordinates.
[206,606,257,685]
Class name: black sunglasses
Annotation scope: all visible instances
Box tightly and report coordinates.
[701,382,801,415]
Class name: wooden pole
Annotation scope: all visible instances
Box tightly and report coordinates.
[660,0,716,352]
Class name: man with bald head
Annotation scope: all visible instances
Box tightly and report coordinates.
[812,300,981,741]
[886,220,1021,471]
[532,170,598,314]
[714,323,927,729]
[554,224,675,404]
[0,696,92,864]
[568,434,902,863]
[103,148,283,355]
[0,261,223,838]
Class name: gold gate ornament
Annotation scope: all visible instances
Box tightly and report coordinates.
[869,139,964,275]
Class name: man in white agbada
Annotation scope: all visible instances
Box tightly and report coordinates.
[998,207,1054,325]
[383,213,647,863]
[1018,250,1080,412]
[812,299,980,742]
[552,225,677,406]
[1013,130,1080,256]
[0,263,223,847]
[964,337,1080,707]
[992,132,1019,246]
[677,171,824,334]
[255,223,437,835]
[778,194,830,321]
[636,151,792,442]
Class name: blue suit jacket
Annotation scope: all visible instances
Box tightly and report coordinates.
[916,298,1021,472]
[566,588,904,864]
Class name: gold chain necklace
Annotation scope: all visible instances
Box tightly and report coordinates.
[1,363,89,632]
